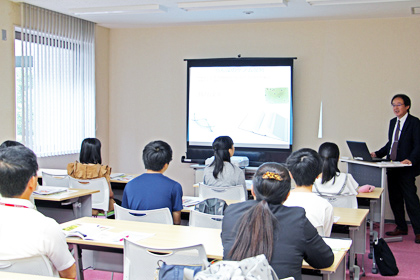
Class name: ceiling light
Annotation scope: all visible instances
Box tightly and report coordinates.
[178,0,287,11]
[412,7,420,14]
[307,0,412,5]
[68,5,167,15]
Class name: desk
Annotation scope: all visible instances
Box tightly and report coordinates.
[333,207,369,280]
[33,189,98,223]
[38,168,138,184]
[341,159,408,240]
[0,272,70,280]
[62,217,347,280]
[357,188,384,238]
[38,168,138,202]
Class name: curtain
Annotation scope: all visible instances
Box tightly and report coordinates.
[17,3,95,157]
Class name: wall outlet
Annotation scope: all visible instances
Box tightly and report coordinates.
[2,29,6,41]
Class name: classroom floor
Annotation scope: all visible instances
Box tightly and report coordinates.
[81,223,418,280]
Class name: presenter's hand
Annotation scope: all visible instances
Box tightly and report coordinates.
[370,152,377,158]
[401,159,412,165]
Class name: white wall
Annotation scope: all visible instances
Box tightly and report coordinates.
[0,0,19,141]
[108,18,420,220]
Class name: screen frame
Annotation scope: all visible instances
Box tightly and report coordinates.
[185,57,295,166]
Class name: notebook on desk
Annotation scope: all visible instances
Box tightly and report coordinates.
[346,141,389,162]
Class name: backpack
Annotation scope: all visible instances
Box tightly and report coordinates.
[157,261,202,280]
[373,238,399,276]
[194,198,228,215]
[193,254,279,280]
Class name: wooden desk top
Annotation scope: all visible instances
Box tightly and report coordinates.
[340,158,410,168]
[333,207,369,227]
[38,168,138,184]
[0,272,70,280]
[356,187,383,199]
[302,251,346,273]
[181,197,240,213]
[61,217,223,259]
[32,189,99,201]
[62,217,346,274]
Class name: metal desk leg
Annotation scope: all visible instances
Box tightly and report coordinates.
[321,252,346,280]
[381,168,403,243]
[72,244,84,280]
[349,226,360,280]
[369,199,377,259]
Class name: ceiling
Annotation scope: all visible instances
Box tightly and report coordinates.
[11,0,420,28]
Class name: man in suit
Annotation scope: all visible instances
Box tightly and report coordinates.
[371,94,420,243]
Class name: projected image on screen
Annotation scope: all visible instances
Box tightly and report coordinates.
[188,66,292,149]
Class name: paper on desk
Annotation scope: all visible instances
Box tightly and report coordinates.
[33,186,68,195]
[110,173,134,181]
[183,196,203,207]
[333,216,340,223]
[116,231,155,244]
[323,238,352,251]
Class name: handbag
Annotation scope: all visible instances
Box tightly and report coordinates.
[373,238,399,276]
[193,254,279,280]
[194,198,227,215]
[157,260,203,280]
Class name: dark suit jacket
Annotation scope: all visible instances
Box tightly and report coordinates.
[376,114,420,175]
[221,200,334,280]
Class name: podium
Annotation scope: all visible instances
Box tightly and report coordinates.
[341,159,409,239]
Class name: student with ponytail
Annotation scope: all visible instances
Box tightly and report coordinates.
[312,142,359,209]
[203,136,246,195]
[221,163,334,280]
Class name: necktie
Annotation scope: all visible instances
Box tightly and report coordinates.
[390,120,400,161]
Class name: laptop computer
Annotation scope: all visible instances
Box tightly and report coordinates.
[346,141,389,162]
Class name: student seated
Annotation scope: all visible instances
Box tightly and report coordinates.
[203,136,246,195]
[0,140,37,208]
[122,140,183,225]
[0,146,76,279]
[0,140,24,149]
[67,138,115,215]
[313,142,359,209]
[221,162,334,280]
[284,148,334,237]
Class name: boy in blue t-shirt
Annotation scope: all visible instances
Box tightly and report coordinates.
[122,140,183,224]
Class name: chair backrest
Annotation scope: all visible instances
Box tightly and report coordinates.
[199,183,246,201]
[0,255,56,277]
[189,210,223,229]
[322,195,358,209]
[315,225,325,237]
[123,239,209,280]
[114,204,173,224]
[69,177,109,212]
[42,172,70,188]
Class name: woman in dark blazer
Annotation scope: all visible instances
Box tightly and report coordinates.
[221,162,334,280]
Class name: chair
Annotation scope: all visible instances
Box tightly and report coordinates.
[189,210,223,229]
[42,171,70,188]
[199,183,246,201]
[322,195,358,209]
[69,177,109,215]
[114,204,173,224]
[315,225,325,237]
[0,255,56,277]
[123,239,209,280]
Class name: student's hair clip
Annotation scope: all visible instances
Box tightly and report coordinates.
[262,171,283,181]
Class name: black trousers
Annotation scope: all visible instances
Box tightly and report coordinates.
[387,168,420,234]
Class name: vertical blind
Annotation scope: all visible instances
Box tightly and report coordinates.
[17,3,95,157]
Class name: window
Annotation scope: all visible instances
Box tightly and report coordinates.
[15,4,95,157]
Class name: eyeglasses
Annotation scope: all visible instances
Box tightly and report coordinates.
[391,103,404,108]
